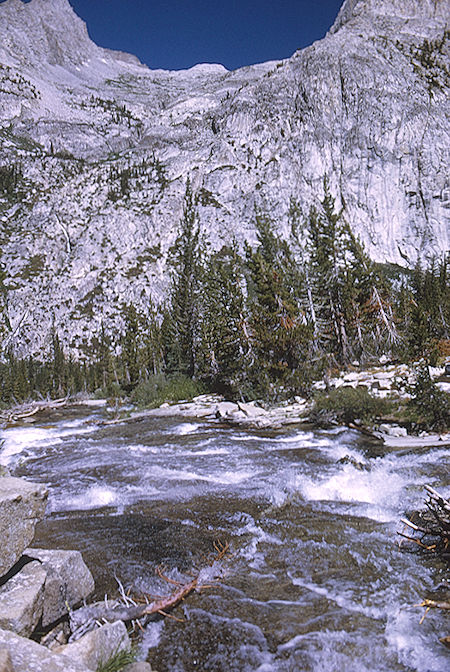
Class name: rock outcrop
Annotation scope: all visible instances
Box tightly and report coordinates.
[56,621,130,671]
[0,628,91,672]
[0,477,48,576]
[0,0,448,356]
[0,561,46,637]
[0,474,118,672]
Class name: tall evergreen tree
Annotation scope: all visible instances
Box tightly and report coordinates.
[164,178,203,377]
[121,303,140,388]
[198,244,249,396]
[245,209,312,397]
[0,261,11,356]
[305,179,397,363]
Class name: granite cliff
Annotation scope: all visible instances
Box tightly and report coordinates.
[0,0,448,355]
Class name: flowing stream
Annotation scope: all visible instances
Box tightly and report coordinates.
[1,404,448,671]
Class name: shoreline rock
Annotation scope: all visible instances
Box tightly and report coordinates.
[0,475,130,672]
[0,478,48,577]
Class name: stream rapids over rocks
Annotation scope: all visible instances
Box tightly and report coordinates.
[0,403,448,671]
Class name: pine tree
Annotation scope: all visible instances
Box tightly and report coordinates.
[51,331,66,397]
[0,261,11,357]
[198,244,248,396]
[305,179,397,363]
[121,303,140,388]
[164,179,203,377]
[406,255,450,362]
[139,300,163,377]
[245,209,312,398]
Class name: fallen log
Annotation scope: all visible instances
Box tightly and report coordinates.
[69,573,199,638]
[1,397,69,424]
[69,540,230,641]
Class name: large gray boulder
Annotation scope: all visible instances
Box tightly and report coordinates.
[0,478,48,577]
[0,561,46,637]
[25,548,95,627]
[56,621,130,671]
[0,628,90,672]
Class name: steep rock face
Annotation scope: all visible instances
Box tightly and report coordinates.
[0,0,448,355]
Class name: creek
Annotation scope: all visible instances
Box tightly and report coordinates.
[0,403,448,671]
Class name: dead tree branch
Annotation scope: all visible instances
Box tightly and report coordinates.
[69,540,231,641]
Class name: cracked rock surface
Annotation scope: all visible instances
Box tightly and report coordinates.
[0,0,448,355]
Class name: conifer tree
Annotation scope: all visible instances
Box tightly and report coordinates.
[0,261,11,357]
[245,209,311,397]
[305,179,397,362]
[198,244,248,396]
[121,303,140,388]
[164,178,203,377]
[305,184,349,361]
[51,331,66,397]
[139,300,163,377]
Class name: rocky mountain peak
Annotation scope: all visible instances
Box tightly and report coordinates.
[330,0,448,33]
[0,0,448,356]
[0,0,99,68]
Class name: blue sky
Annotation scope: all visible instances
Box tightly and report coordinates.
[64,0,344,71]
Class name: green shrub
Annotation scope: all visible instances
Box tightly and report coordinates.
[131,374,204,408]
[408,363,450,432]
[96,646,136,672]
[312,386,391,425]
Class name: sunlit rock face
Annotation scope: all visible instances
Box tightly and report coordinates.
[0,0,448,355]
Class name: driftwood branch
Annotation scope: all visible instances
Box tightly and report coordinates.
[0,398,68,424]
[69,540,231,641]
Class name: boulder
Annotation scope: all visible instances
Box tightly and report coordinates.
[378,423,408,437]
[215,401,239,418]
[237,402,267,417]
[0,477,48,577]
[342,372,361,382]
[25,548,95,627]
[0,628,90,672]
[373,371,395,381]
[123,664,154,672]
[56,621,130,671]
[0,561,46,637]
[0,649,13,672]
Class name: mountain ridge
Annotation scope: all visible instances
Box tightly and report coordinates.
[0,0,448,356]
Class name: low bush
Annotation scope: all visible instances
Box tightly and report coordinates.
[312,386,391,425]
[407,363,450,432]
[131,374,205,408]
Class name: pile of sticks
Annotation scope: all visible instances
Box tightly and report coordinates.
[399,485,450,560]
[399,486,450,646]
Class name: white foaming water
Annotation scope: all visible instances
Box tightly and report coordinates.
[61,485,118,510]
[278,630,384,672]
[145,464,258,486]
[385,608,449,672]
[0,418,99,464]
[298,462,407,513]
[290,577,386,620]
[5,408,447,672]
[172,422,201,435]
[187,447,230,456]
[128,444,158,454]
[138,621,164,662]
[234,513,282,569]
